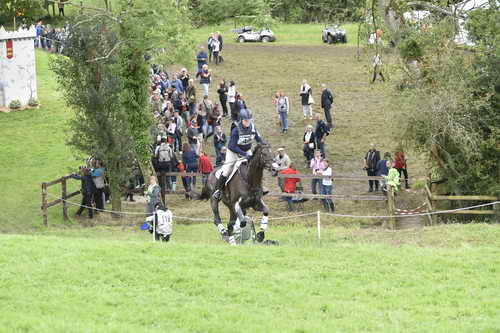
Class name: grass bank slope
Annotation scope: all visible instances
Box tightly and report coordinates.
[1,232,499,332]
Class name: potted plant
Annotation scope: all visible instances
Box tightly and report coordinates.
[9,100,21,110]
[28,97,39,107]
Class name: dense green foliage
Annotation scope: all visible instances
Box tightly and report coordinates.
[188,0,365,26]
[0,0,45,27]
[50,0,194,210]
[391,12,500,196]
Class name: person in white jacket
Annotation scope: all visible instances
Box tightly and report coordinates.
[228,80,237,120]
[146,203,173,242]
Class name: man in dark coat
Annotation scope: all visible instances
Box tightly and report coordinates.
[364,143,381,192]
[71,167,97,218]
[314,113,330,158]
[320,84,334,128]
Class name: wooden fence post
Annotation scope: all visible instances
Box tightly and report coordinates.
[495,195,500,223]
[41,183,48,227]
[385,185,396,229]
[424,184,436,225]
[61,178,68,221]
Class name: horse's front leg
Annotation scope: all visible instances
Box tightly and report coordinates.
[234,198,248,228]
[211,197,227,236]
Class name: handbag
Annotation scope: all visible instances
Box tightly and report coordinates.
[308,95,315,105]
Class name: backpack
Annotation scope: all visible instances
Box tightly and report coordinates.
[158,144,172,163]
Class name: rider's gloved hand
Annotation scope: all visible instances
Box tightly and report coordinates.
[244,154,252,161]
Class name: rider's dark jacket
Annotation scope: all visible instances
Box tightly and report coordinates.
[228,122,263,157]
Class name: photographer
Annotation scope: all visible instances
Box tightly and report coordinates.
[364,143,381,192]
[70,167,97,219]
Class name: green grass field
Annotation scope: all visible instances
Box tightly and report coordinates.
[1,17,499,332]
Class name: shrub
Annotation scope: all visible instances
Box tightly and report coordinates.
[9,100,21,109]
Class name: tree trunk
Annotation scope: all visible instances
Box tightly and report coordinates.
[107,165,122,218]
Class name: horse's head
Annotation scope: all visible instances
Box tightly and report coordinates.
[252,143,275,173]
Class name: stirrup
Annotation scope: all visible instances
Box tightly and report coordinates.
[213,189,222,200]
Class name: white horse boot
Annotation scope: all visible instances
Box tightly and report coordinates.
[260,215,269,231]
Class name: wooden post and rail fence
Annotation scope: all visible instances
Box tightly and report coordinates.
[43,172,500,228]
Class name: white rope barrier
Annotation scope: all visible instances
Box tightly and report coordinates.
[46,193,499,221]
[323,201,500,219]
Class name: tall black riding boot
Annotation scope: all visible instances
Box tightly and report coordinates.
[212,175,228,201]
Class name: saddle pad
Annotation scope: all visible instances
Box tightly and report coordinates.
[215,159,245,186]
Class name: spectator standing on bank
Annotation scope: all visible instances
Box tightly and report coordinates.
[207,33,214,63]
[216,146,226,167]
[319,159,334,212]
[376,152,392,192]
[213,125,226,161]
[280,163,302,211]
[155,138,174,190]
[320,84,334,128]
[372,53,385,83]
[273,147,291,190]
[217,80,229,117]
[182,143,199,191]
[145,176,162,214]
[179,68,190,91]
[217,31,224,51]
[314,113,330,158]
[58,0,66,16]
[212,37,221,65]
[394,150,410,189]
[91,160,105,212]
[197,64,211,97]
[276,91,290,134]
[186,79,197,117]
[303,125,316,164]
[196,46,208,71]
[300,79,313,119]
[364,143,381,192]
[228,81,237,119]
[310,150,325,195]
[199,152,214,185]
[71,167,96,219]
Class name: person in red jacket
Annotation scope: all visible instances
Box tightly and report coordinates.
[394,150,410,189]
[280,163,303,211]
[198,151,214,186]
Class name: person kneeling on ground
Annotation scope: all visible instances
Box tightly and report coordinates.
[143,203,173,242]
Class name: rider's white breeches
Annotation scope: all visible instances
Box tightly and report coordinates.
[220,149,240,177]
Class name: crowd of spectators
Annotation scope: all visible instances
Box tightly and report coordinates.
[34,21,68,54]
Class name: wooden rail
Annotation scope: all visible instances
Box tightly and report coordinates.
[425,182,499,223]
[41,175,80,227]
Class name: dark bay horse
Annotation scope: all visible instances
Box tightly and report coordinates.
[199,143,275,243]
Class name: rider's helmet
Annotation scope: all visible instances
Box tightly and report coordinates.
[239,108,253,121]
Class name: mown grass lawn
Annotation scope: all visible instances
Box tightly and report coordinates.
[1,227,500,332]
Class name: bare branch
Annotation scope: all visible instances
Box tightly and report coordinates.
[86,40,127,63]
[407,1,466,18]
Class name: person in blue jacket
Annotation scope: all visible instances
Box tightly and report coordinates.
[196,46,208,71]
[213,109,264,200]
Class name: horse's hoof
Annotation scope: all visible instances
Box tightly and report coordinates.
[256,231,265,243]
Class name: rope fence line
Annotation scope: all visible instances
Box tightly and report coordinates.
[44,193,500,221]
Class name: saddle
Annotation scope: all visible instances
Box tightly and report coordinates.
[215,159,248,186]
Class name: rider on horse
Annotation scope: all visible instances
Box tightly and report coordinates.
[213,109,265,200]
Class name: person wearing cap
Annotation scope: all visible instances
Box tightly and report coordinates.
[213,109,265,200]
[273,147,291,190]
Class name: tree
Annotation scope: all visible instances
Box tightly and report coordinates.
[0,0,45,28]
[51,0,194,213]
[389,11,500,197]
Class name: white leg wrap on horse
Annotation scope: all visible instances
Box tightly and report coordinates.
[217,223,226,234]
[228,235,236,246]
[260,216,269,231]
